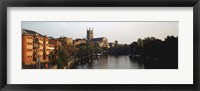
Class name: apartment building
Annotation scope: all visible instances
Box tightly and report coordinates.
[22,29,49,66]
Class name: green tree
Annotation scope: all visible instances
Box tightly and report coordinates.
[49,46,69,69]
[94,43,103,54]
[56,58,64,69]
[114,40,118,47]
[129,42,142,55]
[137,38,143,47]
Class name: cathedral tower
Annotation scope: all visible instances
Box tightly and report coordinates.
[87,28,93,40]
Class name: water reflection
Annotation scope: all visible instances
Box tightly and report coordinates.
[74,55,145,69]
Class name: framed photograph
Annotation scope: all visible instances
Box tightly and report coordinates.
[0,0,199,91]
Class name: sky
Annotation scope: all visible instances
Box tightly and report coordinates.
[22,21,178,44]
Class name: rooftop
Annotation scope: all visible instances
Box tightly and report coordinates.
[91,37,106,42]
[22,29,43,36]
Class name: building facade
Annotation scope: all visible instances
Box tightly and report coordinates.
[22,34,34,65]
[22,29,49,66]
[49,38,62,52]
[91,37,109,48]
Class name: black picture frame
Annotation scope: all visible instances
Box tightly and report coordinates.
[0,0,199,91]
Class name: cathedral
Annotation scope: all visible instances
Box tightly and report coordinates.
[86,28,109,48]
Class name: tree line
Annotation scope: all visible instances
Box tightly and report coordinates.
[108,36,178,69]
[49,41,103,69]
[129,36,178,69]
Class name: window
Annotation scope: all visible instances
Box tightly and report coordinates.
[28,37,33,39]
[28,56,32,58]
[27,42,33,45]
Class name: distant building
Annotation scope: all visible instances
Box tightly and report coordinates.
[91,37,109,48]
[48,37,62,52]
[48,44,55,53]
[86,28,109,48]
[22,29,49,65]
[73,38,87,46]
[87,28,93,40]
[58,36,73,46]
[109,42,115,48]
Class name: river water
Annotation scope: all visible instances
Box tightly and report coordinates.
[74,55,145,69]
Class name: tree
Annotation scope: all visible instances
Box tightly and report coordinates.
[129,36,178,69]
[57,46,68,62]
[49,51,56,64]
[137,38,143,47]
[75,42,94,62]
[94,43,103,54]
[114,40,118,47]
[49,46,69,69]
[56,58,64,69]
[108,44,130,55]
[129,42,142,56]
[65,44,77,56]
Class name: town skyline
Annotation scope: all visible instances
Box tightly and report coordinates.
[22,21,178,44]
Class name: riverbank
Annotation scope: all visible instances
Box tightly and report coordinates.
[64,55,103,69]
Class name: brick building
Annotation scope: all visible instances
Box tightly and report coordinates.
[49,37,62,53]
[22,29,49,66]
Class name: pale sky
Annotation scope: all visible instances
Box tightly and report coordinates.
[22,21,178,44]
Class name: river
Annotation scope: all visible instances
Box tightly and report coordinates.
[73,55,145,69]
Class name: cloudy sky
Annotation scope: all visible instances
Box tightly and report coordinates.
[22,21,178,44]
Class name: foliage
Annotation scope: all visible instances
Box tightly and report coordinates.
[108,44,130,55]
[129,36,178,69]
[65,44,77,56]
[129,42,142,55]
[56,58,64,69]
[49,46,69,69]
[75,42,103,62]
[93,43,103,54]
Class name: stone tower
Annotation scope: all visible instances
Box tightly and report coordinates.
[87,28,93,40]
